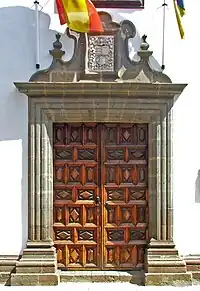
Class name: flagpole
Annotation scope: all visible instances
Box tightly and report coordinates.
[161,0,167,70]
[34,1,40,69]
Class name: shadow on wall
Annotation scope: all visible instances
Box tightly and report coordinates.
[0,5,73,256]
[195,170,200,203]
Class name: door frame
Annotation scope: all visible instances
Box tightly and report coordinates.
[23,82,178,246]
[14,81,185,279]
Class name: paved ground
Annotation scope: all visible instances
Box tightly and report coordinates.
[1,283,200,290]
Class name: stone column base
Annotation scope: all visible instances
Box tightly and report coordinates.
[184,255,200,285]
[0,255,19,285]
[145,240,192,286]
[145,273,192,286]
[11,241,59,286]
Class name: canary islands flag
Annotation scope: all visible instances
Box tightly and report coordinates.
[173,0,185,39]
[56,0,103,33]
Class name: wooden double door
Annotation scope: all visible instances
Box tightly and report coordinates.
[53,123,148,270]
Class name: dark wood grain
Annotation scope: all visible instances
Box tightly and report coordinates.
[53,123,148,270]
[101,124,148,270]
[53,123,101,269]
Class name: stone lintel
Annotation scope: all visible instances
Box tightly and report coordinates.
[14,82,187,99]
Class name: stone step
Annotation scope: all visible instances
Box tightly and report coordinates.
[60,270,144,284]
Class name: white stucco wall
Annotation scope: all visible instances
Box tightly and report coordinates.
[0,0,199,256]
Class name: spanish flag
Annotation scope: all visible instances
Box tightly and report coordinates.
[173,0,185,39]
[56,0,103,33]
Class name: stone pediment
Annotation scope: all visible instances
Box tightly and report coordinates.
[29,12,171,84]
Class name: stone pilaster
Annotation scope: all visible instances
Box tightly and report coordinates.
[145,105,191,286]
[11,101,59,286]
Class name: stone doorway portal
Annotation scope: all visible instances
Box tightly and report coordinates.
[53,123,148,270]
[11,11,189,286]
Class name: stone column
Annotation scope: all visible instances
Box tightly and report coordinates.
[145,103,191,286]
[166,104,173,241]
[148,120,161,241]
[11,100,59,286]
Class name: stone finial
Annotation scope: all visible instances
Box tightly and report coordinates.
[137,34,152,59]
[49,33,65,59]
[140,34,150,50]
[117,32,171,83]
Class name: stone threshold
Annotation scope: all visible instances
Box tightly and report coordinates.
[60,270,145,284]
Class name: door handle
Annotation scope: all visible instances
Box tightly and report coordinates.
[105,201,111,210]
[95,196,101,206]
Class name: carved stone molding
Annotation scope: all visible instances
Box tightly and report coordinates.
[29,12,169,84]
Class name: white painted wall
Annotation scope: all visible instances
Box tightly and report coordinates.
[0,0,199,256]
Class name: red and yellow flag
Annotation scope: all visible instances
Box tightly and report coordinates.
[173,0,185,39]
[56,0,103,33]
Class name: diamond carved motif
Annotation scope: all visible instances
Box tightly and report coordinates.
[139,128,145,142]
[70,208,80,222]
[87,168,93,181]
[79,230,94,240]
[79,190,93,200]
[122,209,131,222]
[123,130,131,140]
[107,248,114,263]
[87,249,94,263]
[71,130,78,141]
[131,230,145,240]
[121,249,131,263]
[87,129,93,141]
[87,208,94,223]
[56,190,72,200]
[71,168,79,180]
[56,149,72,160]
[130,150,144,159]
[124,169,130,181]
[108,230,124,241]
[70,249,79,263]
[108,190,124,201]
[56,230,71,240]
[129,190,145,200]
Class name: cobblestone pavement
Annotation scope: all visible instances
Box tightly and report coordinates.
[1,283,200,290]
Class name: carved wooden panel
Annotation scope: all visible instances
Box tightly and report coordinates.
[53,123,100,269]
[53,123,148,270]
[102,124,148,269]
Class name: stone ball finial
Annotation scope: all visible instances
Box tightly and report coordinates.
[53,33,62,50]
[140,34,150,50]
[49,33,65,59]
